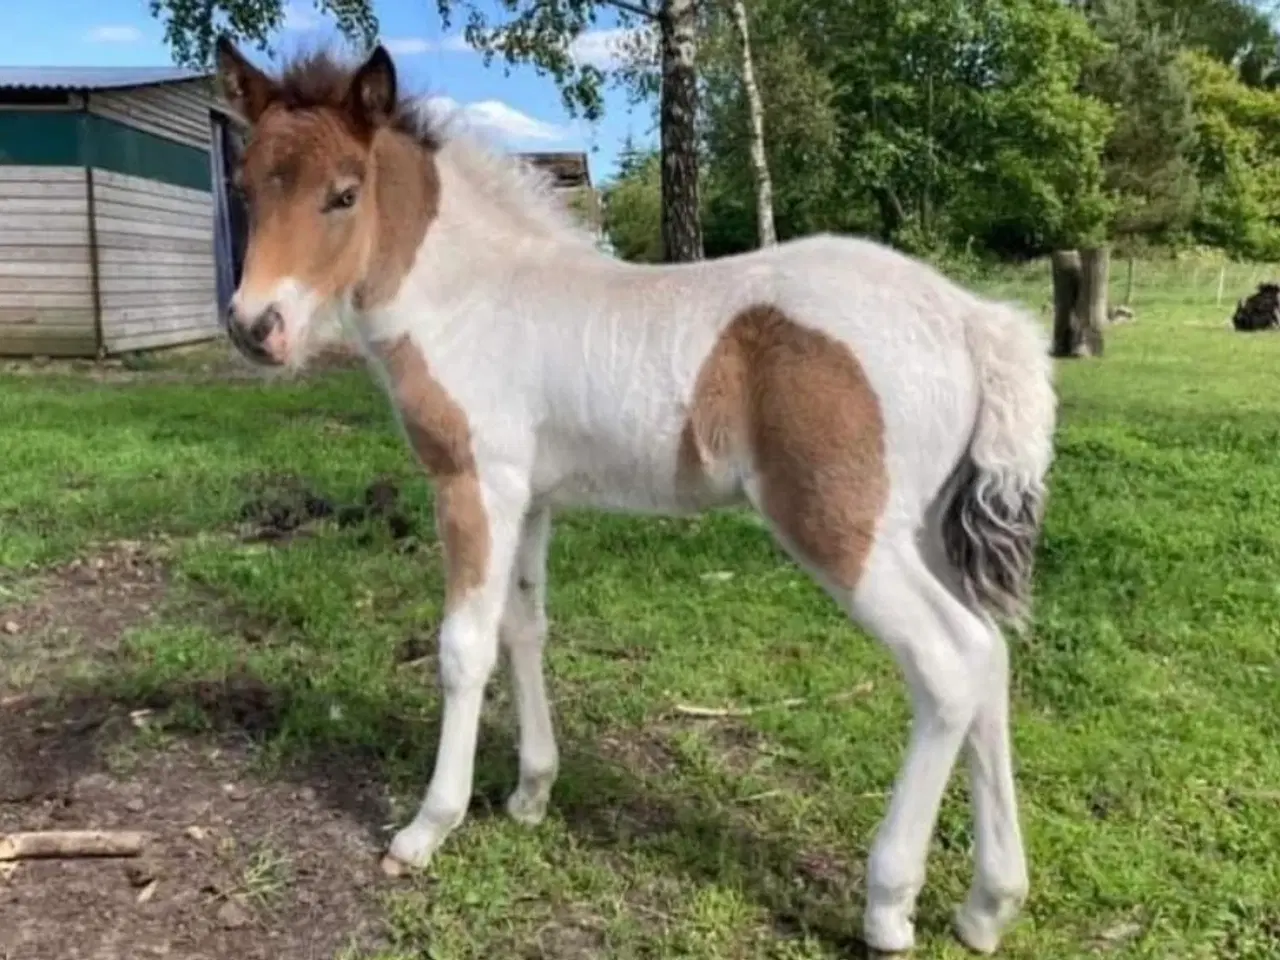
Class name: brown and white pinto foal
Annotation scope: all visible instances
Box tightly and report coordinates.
[215,38,1056,955]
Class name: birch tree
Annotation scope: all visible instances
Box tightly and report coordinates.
[727,0,775,246]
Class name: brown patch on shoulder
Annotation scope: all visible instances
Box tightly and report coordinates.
[679,305,888,590]
[379,335,472,476]
[378,336,489,607]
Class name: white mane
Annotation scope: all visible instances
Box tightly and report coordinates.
[409,97,598,250]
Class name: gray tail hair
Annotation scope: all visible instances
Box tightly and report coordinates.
[941,457,1047,626]
[942,301,1057,627]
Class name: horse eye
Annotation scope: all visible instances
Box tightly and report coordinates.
[326,186,358,212]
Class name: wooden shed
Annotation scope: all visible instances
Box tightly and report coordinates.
[517,151,602,239]
[0,67,231,357]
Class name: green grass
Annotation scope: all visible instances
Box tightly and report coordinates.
[2,256,1279,958]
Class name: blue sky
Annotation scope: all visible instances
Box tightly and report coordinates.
[0,0,658,182]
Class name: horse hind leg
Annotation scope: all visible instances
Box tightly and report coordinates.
[952,596,1027,954]
[695,305,1023,950]
[754,482,1009,953]
[843,533,1014,953]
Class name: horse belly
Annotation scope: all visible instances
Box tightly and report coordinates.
[533,425,731,515]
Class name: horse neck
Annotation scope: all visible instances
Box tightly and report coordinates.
[352,142,612,356]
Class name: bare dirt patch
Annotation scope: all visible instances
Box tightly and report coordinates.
[0,341,364,386]
[0,541,171,701]
[0,731,389,960]
[0,544,392,959]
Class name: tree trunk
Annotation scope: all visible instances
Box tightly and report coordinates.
[874,187,905,242]
[1051,248,1106,358]
[728,0,775,247]
[659,0,703,262]
[1050,250,1081,358]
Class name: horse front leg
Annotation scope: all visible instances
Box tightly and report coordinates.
[384,472,529,872]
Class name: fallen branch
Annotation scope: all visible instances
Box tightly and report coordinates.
[674,681,874,718]
[0,830,147,861]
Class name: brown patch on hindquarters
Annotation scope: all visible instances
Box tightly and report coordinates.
[678,305,889,589]
[378,336,489,607]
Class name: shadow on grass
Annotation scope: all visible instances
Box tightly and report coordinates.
[4,668,875,957]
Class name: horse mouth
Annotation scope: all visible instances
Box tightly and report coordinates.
[226,317,286,367]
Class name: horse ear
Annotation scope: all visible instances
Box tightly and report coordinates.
[348,45,397,127]
[215,36,277,123]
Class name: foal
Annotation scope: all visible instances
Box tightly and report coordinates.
[215,39,1056,955]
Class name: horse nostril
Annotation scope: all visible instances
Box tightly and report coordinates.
[247,308,282,345]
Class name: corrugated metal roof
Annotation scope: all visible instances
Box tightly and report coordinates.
[0,67,209,92]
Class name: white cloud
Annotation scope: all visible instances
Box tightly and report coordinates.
[465,101,566,141]
[568,27,655,70]
[384,37,431,56]
[282,2,324,33]
[85,25,143,44]
[386,27,647,68]
[434,34,476,53]
[424,96,566,144]
[383,35,475,56]
[387,26,650,68]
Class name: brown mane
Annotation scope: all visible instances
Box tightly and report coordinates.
[270,47,442,150]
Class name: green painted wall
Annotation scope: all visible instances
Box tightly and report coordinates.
[0,110,211,191]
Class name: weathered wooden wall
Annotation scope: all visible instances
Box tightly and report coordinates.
[92,168,217,354]
[0,166,97,357]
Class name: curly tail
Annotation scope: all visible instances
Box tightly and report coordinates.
[942,302,1057,628]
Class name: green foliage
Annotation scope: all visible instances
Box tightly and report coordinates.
[438,0,657,122]
[621,0,1115,259]
[151,0,377,67]
[599,0,1280,264]
[699,25,847,255]
[601,144,665,261]
[836,0,1113,254]
[1142,0,1280,86]
[1083,0,1200,246]
[1183,49,1280,260]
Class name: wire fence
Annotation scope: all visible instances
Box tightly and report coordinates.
[976,255,1280,318]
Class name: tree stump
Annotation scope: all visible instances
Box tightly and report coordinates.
[1078,247,1109,356]
[1050,250,1081,357]
[1051,247,1107,358]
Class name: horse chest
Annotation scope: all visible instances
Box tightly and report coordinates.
[378,336,476,479]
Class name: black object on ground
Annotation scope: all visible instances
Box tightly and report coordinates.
[1232,283,1280,332]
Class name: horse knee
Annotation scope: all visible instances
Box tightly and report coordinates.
[438,617,499,692]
